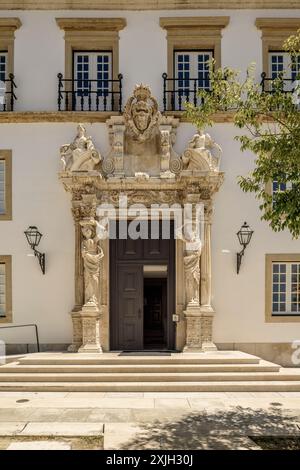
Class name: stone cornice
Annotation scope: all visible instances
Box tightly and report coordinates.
[55,17,126,32]
[0,1,299,10]
[159,16,230,31]
[0,17,22,32]
[0,111,120,123]
[59,172,225,203]
[0,110,280,124]
[255,17,300,33]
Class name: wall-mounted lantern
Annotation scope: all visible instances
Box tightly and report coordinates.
[24,226,46,275]
[236,222,254,274]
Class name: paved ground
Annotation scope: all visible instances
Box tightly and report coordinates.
[0,391,300,449]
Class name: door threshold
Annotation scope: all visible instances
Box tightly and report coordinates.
[119,350,176,356]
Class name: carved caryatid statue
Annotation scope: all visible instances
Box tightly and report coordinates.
[124,84,161,143]
[182,128,222,172]
[182,228,202,306]
[80,220,104,307]
[60,124,102,172]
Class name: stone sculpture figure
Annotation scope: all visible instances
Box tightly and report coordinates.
[80,220,104,306]
[182,128,222,172]
[60,124,101,172]
[124,84,161,142]
[182,228,202,305]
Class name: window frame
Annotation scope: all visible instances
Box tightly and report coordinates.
[0,255,12,324]
[173,49,214,79]
[160,17,229,82]
[0,18,21,112]
[56,17,126,112]
[265,254,300,323]
[256,18,300,78]
[0,150,12,221]
[0,51,7,82]
[72,50,113,95]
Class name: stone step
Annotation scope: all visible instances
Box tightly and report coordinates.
[0,371,297,382]
[18,353,261,366]
[1,380,300,392]
[0,362,280,374]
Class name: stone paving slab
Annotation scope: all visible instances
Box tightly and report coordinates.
[0,397,156,409]
[154,398,191,409]
[7,441,71,450]
[0,422,27,435]
[103,423,262,450]
[20,422,104,436]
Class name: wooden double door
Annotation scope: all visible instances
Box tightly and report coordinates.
[109,224,175,351]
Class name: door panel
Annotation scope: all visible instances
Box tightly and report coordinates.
[143,238,169,260]
[117,238,143,260]
[117,264,143,350]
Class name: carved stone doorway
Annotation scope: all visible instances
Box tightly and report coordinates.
[109,221,175,351]
[59,84,224,353]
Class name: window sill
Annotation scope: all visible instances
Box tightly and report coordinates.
[266,315,300,323]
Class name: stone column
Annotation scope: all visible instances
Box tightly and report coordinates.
[183,200,216,352]
[68,204,84,352]
[182,206,203,352]
[200,203,217,351]
[78,215,103,353]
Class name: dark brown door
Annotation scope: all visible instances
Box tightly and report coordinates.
[117,264,143,350]
[110,221,175,351]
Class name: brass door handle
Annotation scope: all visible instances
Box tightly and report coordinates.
[138,308,142,319]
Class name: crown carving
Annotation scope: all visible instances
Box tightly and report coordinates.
[133,84,151,101]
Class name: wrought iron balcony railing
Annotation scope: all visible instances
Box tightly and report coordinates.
[162,73,210,112]
[57,73,123,112]
[260,72,299,94]
[0,74,17,111]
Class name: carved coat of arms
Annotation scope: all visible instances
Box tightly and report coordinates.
[123,84,161,142]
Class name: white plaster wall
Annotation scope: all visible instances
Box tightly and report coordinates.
[0,8,299,346]
[0,123,110,344]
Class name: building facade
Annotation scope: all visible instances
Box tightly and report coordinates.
[0,1,300,365]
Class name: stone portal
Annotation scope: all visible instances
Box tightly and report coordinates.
[59,84,224,353]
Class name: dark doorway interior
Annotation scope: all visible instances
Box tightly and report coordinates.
[143,278,167,350]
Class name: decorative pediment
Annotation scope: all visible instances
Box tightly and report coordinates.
[58,85,224,205]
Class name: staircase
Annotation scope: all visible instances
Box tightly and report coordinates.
[0,350,300,392]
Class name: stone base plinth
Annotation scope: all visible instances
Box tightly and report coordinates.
[67,311,82,352]
[183,304,217,352]
[78,304,102,354]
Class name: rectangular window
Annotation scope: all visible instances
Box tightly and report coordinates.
[0,150,12,221]
[268,51,300,91]
[175,51,212,92]
[266,254,300,323]
[0,256,12,323]
[0,52,7,82]
[174,50,212,109]
[272,262,300,315]
[0,52,7,111]
[0,262,6,317]
[272,180,293,207]
[73,51,112,109]
[0,158,5,214]
[292,55,300,81]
